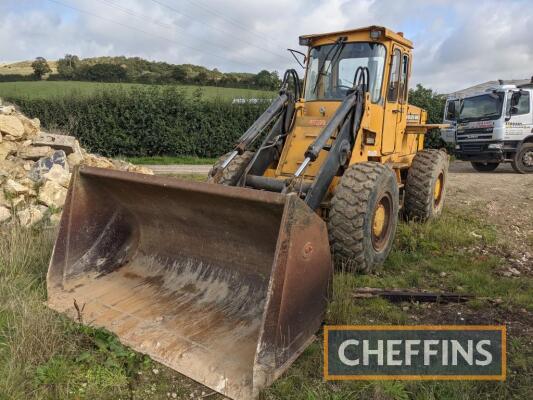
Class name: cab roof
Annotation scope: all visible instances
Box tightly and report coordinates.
[299,25,413,49]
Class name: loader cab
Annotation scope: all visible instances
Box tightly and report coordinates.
[279,26,419,175]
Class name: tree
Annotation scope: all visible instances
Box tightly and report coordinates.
[31,57,51,80]
[254,70,273,90]
[270,70,281,89]
[408,84,448,149]
[172,65,188,82]
[57,54,80,79]
[194,71,209,84]
[84,63,127,82]
[408,84,446,124]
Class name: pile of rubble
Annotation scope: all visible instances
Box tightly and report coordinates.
[0,102,152,227]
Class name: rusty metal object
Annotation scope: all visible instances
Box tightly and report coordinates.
[47,166,332,400]
[353,288,473,303]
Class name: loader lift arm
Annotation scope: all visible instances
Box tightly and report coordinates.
[245,68,368,210]
[214,69,301,176]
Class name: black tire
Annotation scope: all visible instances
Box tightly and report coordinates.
[404,149,449,222]
[207,151,254,185]
[471,161,499,172]
[328,162,399,272]
[511,143,533,174]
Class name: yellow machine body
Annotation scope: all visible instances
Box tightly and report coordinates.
[264,26,439,199]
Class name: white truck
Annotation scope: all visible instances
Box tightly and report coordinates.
[451,79,533,173]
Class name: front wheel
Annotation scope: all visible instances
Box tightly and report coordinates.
[404,149,449,222]
[471,161,499,172]
[207,151,254,185]
[328,162,399,273]
[511,143,533,174]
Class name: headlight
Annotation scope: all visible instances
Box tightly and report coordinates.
[488,143,503,149]
[455,145,461,150]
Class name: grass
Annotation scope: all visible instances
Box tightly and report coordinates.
[0,199,531,399]
[0,81,275,100]
[124,155,216,165]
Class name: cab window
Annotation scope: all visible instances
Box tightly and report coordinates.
[399,54,409,103]
[516,92,530,115]
[387,49,401,102]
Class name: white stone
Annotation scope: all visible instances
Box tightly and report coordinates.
[0,115,24,137]
[4,179,29,195]
[49,212,62,225]
[11,195,26,208]
[67,152,84,168]
[17,145,53,160]
[42,164,71,188]
[32,132,78,154]
[0,105,16,115]
[17,206,46,227]
[0,142,16,160]
[20,116,40,138]
[38,180,67,209]
[0,205,10,223]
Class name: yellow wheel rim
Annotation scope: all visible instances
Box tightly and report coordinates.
[434,173,444,206]
[373,204,386,238]
[371,194,393,252]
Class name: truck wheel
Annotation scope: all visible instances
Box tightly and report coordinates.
[328,162,399,272]
[511,143,533,174]
[207,151,254,185]
[471,162,499,172]
[404,149,449,222]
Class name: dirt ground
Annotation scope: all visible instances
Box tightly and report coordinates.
[448,161,532,269]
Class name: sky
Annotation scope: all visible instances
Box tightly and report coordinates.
[1,0,532,93]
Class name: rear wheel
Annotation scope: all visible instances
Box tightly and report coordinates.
[404,149,449,221]
[511,143,533,174]
[471,161,499,172]
[328,162,399,272]
[207,151,254,185]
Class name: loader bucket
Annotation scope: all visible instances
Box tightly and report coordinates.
[47,166,332,400]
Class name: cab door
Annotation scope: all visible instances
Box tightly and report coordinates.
[382,47,403,154]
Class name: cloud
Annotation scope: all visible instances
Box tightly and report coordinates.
[1,0,532,92]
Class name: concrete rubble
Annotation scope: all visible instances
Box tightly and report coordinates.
[0,101,153,227]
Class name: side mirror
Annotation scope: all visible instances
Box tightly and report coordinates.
[288,49,307,69]
[506,92,522,121]
[446,101,456,120]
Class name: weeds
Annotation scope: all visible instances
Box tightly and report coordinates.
[0,205,531,399]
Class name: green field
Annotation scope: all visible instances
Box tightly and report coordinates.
[0,81,275,100]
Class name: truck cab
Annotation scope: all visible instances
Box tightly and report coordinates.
[455,79,533,173]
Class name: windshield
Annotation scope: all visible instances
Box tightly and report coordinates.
[304,42,386,102]
[459,93,504,122]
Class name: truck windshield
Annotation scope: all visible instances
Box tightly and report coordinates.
[459,93,504,122]
[304,42,386,102]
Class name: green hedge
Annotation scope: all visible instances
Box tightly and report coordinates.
[6,86,266,158]
[6,84,446,158]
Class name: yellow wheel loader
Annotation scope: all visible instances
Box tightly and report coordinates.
[47,26,448,400]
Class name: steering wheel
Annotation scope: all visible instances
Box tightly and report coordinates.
[332,84,352,97]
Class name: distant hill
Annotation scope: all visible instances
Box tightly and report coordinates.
[0,60,58,75]
[0,56,278,90]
